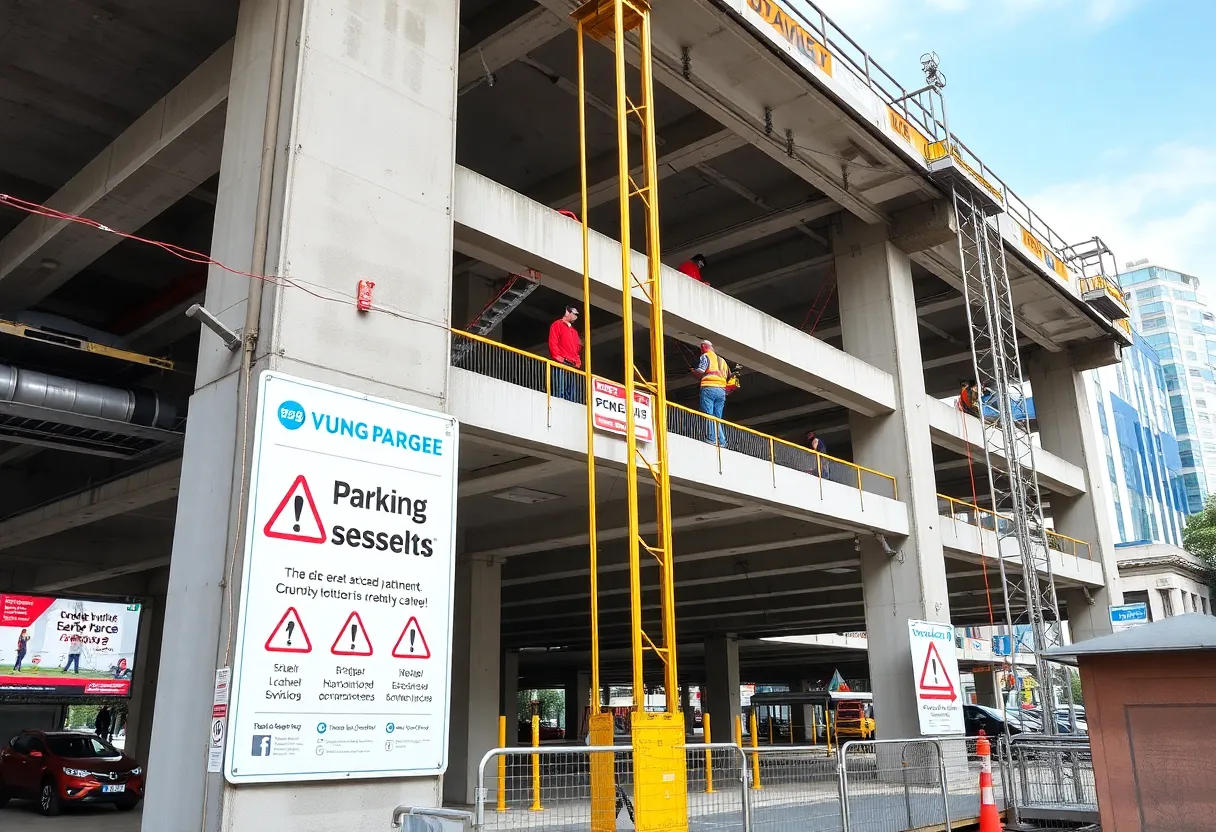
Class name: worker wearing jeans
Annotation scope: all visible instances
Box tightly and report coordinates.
[548,305,584,403]
[692,339,729,446]
[63,635,82,673]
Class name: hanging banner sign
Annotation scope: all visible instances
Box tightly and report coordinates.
[591,378,654,441]
[224,372,458,784]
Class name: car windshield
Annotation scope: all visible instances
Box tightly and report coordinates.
[45,735,118,758]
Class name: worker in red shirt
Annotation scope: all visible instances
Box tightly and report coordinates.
[678,254,707,283]
[548,305,583,402]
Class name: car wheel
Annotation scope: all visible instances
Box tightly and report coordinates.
[39,782,61,817]
[115,798,141,812]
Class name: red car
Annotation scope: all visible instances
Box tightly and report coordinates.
[0,730,144,816]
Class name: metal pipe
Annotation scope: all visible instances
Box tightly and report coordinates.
[0,364,176,429]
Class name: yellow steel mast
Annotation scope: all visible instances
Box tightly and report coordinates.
[573,1,687,829]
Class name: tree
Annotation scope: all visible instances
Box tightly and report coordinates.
[517,689,565,725]
[1182,495,1216,594]
[1070,670,1084,706]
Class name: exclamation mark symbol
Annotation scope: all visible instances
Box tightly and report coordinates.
[285,620,295,647]
[293,495,303,532]
[409,627,416,654]
[932,657,940,684]
[351,623,358,651]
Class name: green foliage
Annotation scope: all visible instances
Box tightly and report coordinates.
[517,689,566,724]
[66,704,101,731]
[1070,670,1084,705]
[1182,495,1216,594]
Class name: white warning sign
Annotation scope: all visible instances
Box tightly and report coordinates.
[224,372,458,784]
[908,620,965,736]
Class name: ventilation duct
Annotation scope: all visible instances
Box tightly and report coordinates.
[0,365,181,458]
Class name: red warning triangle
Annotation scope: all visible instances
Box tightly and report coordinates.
[263,475,326,543]
[265,607,312,653]
[917,641,958,702]
[391,617,431,659]
[330,611,373,656]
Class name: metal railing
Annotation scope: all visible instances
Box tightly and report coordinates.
[747,746,843,832]
[474,743,749,831]
[1003,734,1098,825]
[451,330,898,501]
[936,494,1092,561]
[838,739,953,832]
[773,0,1078,266]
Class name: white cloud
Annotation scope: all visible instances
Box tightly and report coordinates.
[1027,143,1216,279]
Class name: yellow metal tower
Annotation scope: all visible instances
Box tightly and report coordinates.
[572,1,688,830]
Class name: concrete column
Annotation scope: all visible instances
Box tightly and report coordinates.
[1145,584,1166,622]
[125,593,166,765]
[704,634,741,741]
[142,0,461,827]
[1029,350,1123,640]
[564,670,590,742]
[680,685,695,737]
[834,215,952,739]
[445,557,502,805]
[501,649,519,747]
[972,669,1000,709]
[798,680,817,741]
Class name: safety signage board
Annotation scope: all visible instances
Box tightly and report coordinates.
[908,620,964,735]
[1110,601,1149,632]
[591,378,653,441]
[224,372,458,784]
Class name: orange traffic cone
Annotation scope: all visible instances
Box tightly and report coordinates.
[976,731,1002,832]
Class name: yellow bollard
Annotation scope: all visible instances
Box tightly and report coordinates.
[703,713,715,794]
[735,714,743,749]
[749,712,762,790]
[767,709,773,745]
[826,707,833,753]
[530,715,543,811]
[496,716,508,812]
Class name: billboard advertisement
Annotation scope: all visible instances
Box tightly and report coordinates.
[1,594,141,697]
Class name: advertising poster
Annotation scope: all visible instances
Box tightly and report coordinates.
[0,594,141,697]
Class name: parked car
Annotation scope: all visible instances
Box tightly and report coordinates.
[0,730,145,816]
[964,704,1043,737]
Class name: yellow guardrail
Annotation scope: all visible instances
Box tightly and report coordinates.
[936,494,1091,561]
[1115,317,1132,336]
[1078,275,1129,312]
[451,330,898,501]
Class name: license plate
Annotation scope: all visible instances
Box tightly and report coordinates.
[101,784,125,794]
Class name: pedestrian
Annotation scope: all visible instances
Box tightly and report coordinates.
[13,629,28,672]
[691,339,729,446]
[95,706,112,740]
[63,634,82,673]
[677,254,707,284]
[805,431,830,478]
[547,305,584,403]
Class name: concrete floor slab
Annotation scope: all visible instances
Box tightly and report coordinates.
[1,801,141,830]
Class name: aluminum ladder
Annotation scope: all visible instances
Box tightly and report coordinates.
[451,269,541,363]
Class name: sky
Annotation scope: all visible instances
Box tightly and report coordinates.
[809,0,1216,280]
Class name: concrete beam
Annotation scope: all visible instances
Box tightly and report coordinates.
[458,7,568,93]
[0,460,182,550]
[459,458,575,498]
[666,198,837,262]
[0,42,232,310]
[453,166,897,417]
[33,556,172,594]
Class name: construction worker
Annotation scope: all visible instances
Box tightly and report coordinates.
[959,379,980,417]
[548,305,583,403]
[805,431,829,478]
[692,339,729,446]
[678,254,707,283]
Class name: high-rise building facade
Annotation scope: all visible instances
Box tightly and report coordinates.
[1120,262,1216,513]
[1088,333,1188,545]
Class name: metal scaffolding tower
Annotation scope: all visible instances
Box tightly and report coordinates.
[572,1,688,830]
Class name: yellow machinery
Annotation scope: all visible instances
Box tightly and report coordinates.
[571,1,688,830]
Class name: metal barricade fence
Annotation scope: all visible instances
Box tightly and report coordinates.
[945,736,1003,825]
[746,746,844,832]
[1004,734,1098,828]
[475,743,749,831]
[838,739,951,832]
[393,806,477,830]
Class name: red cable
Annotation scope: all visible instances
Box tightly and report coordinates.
[0,193,409,318]
[957,397,997,628]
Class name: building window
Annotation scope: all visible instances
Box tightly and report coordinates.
[1160,589,1175,617]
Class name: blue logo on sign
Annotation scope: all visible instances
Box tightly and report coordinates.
[316,722,327,735]
[278,400,306,430]
[386,722,396,734]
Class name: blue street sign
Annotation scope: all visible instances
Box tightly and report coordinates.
[1110,602,1149,631]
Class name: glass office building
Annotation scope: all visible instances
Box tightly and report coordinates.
[1119,262,1216,514]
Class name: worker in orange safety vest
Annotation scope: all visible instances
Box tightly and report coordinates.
[691,339,729,446]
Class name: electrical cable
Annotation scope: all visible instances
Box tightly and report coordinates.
[0,193,437,331]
